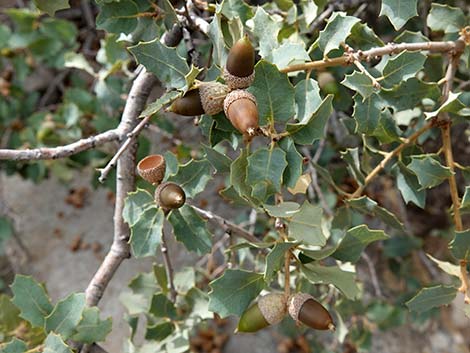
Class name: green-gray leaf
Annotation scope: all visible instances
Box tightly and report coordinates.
[168,205,211,255]
[317,12,360,57]
[460,186,470,214]
[141,90,181,117]
[287,95,333,145]
[123,189,155,227]
[129,207,164,258]
[264,202,300,218]
[449,230,470,261]
[427,4,466,34]
[278,137,304,188]
[294,78,322,124]
[288,201,325,247]
[149,293,177,319]
[45,293,86,339]
[208,270,265,317]
[10,275,53,327]
[71,307,112,344]
[352,94,383,134]
[248,60,295,125]
[395,162,426,208]
[0,338,27,353]
[250,7,281,59]
[43,333,73,353]
[129,39,189,89]
[382,51,426,87]
[271,43,310,70]
[301,264,360,300]
[264,242,297,283]
[33,0,70,16]
[406,285,457,313]
[168,159,212,198]
[407,155,453,189]
[333,225,388,263]
[96,1,139,34]
[342,71,377,99]
[380,0,418,30]
[347,196,405,231]
[203,145,232,173]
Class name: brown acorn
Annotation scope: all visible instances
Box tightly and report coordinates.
[288,293,335,331]
[237,293,286,333]
[223,90,259,138]
[154,182,186,210]
[168,82,230,116]
[223,35,255,89]
[137,154,166,185]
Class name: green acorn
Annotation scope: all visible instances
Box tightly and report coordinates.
[223,35,255,90]
[137,154,166,185]
[237,293,286,333]
[168,82,230,116]
[155,182,186,210]
[223,90,259,139]
[288,293,335,331]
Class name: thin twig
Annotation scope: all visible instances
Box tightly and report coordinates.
[98,115,151,182]
[161,226,177,302]
[361,252,382,298]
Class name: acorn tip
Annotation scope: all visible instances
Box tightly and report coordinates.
[328,323,336,331]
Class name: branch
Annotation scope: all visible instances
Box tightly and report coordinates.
[350,121,434,198]
[189,204,259,243]
[281,40,461,74]
[0,129,120,161]
[98,115,151,182]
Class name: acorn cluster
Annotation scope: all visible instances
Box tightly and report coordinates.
[237,292,334,334]
[137,154,186,211]
[169,35,258,140]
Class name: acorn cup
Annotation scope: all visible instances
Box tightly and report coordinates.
[155,182,186,211]
[223,35,255,90]
[137,154,166,185]
[288,293,335,331]
[237,293,287,333]
[168,82,230,116]
[223,90,259,139]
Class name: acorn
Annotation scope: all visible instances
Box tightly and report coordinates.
[288,293,335,331]
[137,154,166,185]
[237,293,286,333]
[155,182,186,210]
[223,35,255,89]
[223,90,259,138]
[168,82,230,116]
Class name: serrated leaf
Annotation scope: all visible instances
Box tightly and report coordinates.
[129,208,164,258]
[382,51,426,87]
[141,90,181,117]
[96,1,139,34]
[0,338,27,353]
[230,149,253,203]
[203,145,232,173]
[288,201,325,247]
[145,321,174,342]
[278,138,303,189]
[460,186,470,214]
[248,60,295,125]
[287,95,333,145]
[0,295,21,332]
[352,94,383,134]
[250,7,281,59]
[45,293,86,339]
[347,196,405,231]
[424,92,466,119]
[406,285,457,313]
[43,333,73,353]
[333,225,388,263]
[208,270,265,317]
[71,307,112,344]
[342,72,377,99]
[129,271,159,297]
[246,147,288,200]
[298,246,338,262]
[264,242,297,283]
[294,78,322,124]
[264,202,300,218]
[426,254,460,278]
[380,78,440,112]
[186,287,212,320]
[395,162,426,208]
[129,39,189,89]
[183,66,203,93]
[427,4,466,34]
[372,110,401,143]
[168,159,212,198]
[10,275,53,328]
[380,0,418,30]
[301,264,360,299]
[33,0,69,16]
[123,189,155,227]
[341,147,365,184]
[149,293,177,319]
[271,43,310,70]
[449,230,470,261]
[317,12,360,57]
[156,0,178,30]
[407,155,453,189]
[168,205,211,255]
[347,22,384,50]
[220,0,253,23]
[207,14,227,67]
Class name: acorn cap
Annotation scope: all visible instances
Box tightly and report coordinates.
[288,293,335,331]
[223,69,255,90]
[199,82,230,116]
[224,35,255,90]
[223,90,259,137]
[168,89,205,116]
[237,293,287,333]
[137,155,166,185]
[155,182,186,210]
